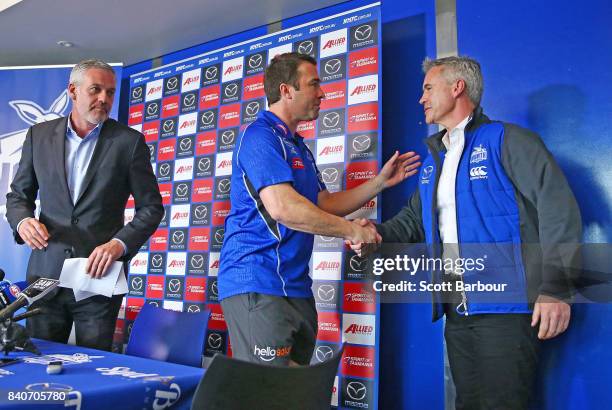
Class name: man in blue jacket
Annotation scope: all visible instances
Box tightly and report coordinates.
[352,56,581,409]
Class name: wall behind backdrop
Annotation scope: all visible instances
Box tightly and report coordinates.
[457,0,612,408]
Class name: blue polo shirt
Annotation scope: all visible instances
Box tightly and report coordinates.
[218,111,326,300]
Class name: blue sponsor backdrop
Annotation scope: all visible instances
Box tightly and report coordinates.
[126,3,382,408]
[0,64,122,283]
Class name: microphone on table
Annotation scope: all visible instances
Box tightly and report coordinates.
[0,278,59,322]
[0,278,57,356]
[0,269,29,310]
[12,308,43,322]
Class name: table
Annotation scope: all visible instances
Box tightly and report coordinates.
[0,339,204,409]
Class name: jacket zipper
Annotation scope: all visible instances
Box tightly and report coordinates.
[454,137,469,316]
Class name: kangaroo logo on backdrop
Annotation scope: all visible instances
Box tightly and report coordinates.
[1,90,69,215]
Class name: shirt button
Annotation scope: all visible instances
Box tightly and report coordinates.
[72,217,79,225]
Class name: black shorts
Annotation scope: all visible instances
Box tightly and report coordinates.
[221,293,318,366]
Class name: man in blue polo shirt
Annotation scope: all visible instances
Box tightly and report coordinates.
[219,52,420,366]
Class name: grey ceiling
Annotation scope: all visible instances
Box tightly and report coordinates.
[0,0,346,67]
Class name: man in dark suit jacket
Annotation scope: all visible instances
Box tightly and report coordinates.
[6,59,163,351]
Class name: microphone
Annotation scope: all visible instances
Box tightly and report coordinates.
[0,270,28,310]
[11,308,42,322]
[0,278,59,322]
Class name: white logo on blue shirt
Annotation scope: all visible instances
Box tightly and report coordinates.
[470,144,487,164]
[421,165,434,184]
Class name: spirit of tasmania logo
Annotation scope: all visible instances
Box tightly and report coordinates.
[0,91,69,216]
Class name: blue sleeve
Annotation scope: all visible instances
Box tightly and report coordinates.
[236,125,294,192]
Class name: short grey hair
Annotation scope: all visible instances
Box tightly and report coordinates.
[422,56,483,106]
[69,59,115,86]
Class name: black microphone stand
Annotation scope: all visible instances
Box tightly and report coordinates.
[0,309,41,356]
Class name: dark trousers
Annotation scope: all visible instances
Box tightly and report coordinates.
[26,288,123,351]
[445,306,540,410]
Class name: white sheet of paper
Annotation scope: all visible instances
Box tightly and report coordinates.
[59,258,127,301]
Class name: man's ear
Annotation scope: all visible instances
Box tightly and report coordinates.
[279,83,293,101]
[453,79,466,99]
[68,83,77,101]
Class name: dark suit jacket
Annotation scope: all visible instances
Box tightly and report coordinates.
[6,117,163,283]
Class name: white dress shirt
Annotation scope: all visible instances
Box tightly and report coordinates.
[436,115,472,264]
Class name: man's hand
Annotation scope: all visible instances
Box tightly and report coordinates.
[531,294,571,340]
[86,240,125,279]
[17,218,50,250]
[377,151,421,189]
[346,218,381,257]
